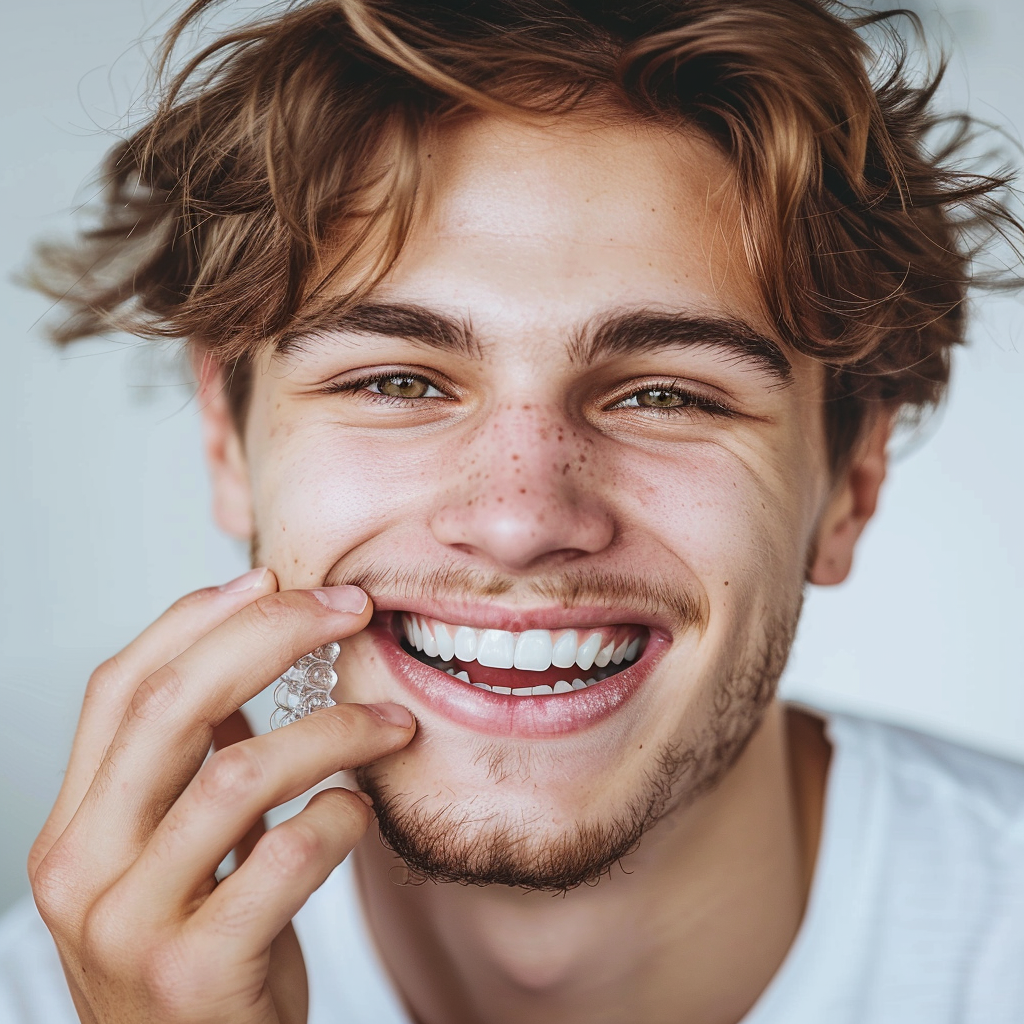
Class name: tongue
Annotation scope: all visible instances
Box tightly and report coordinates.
[452,659,595,689]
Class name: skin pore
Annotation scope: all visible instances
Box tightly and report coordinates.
[199,113,886,1023]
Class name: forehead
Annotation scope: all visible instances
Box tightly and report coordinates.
[375,113,766,335]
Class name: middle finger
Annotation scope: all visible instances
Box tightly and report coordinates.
[117,699,414,914]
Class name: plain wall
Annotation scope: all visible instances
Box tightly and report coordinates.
[2,0,1022,917]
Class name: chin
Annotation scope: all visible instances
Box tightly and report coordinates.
[303,564,804,890]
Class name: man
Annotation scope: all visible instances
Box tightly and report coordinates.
[2,0,1022,1021]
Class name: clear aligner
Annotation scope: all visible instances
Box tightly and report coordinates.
[270,642,340,729]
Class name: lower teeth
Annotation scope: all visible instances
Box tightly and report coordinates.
[447,670,598,694]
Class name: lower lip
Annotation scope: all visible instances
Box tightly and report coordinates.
[370,624,669,738]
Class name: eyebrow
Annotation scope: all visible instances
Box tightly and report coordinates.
[278,301,792,384]
[568,309,792,384]
[278,300,479,357]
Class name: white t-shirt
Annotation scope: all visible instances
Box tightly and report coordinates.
[2,707,1023,1024]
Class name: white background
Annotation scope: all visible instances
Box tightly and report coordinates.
[1,0,1022,916]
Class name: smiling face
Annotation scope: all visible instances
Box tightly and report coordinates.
[205,113,862,889]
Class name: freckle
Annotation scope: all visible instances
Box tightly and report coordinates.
[519,488,526,494]
[497,496,504,503]
[512,454,520,461]
[563,464,571,474]
[724,581,729,586]
[580,455,586,463]
[522,404,531,410]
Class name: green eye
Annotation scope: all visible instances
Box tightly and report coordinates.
[612,384,733,417]
[374,375,433,398]
[634,389,687,408]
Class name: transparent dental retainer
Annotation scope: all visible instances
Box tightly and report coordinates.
[270,642,340,729]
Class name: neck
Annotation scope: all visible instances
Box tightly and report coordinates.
[353,701,830,1024]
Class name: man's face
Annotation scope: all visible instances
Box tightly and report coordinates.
[232,115,836,888]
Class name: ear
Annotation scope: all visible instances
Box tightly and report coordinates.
[192,350,254,540]
[807,412,893,586]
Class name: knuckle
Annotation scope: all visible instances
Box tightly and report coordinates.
[203,889,263,939]
[258,821,324,876]
[314,787,373,829]
[198,745,264,805]
[166,586,217,617]
[247,591,306,634]
[126,665,185,724]
[31,845,79,928]
[85,655,126,702]
[309,705,360,743]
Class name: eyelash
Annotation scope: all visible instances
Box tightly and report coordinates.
[319,372,735,417]
[607,381,735,418]
[318,372,450,404]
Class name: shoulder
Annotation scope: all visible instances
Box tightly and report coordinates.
[824,707,1024,837]
[823,707,1024,1014]
[750,706,1024,1023]
[0,896,78,1024]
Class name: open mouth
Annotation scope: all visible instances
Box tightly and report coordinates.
[394,613,649,697]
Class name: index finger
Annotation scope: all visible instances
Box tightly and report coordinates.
[62,586,375,873]
[30,567,278,880]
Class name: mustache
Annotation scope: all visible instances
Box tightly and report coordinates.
[324,562,709,633]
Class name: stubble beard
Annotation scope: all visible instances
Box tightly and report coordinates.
[355,593,802,893]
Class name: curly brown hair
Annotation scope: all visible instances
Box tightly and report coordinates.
[26,0,1023,469]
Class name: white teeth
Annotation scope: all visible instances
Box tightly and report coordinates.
[435,623,456,661]
[462,676,600,697]
[454,626,478,662]
[476,629,515,669]
[421,622,439,658]
[575,633,601,671]
[403,615,644,691]
[550,630,578,669]
[513,630,554,671]
[594,641,615,668]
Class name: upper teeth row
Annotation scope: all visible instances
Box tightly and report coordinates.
[400,615,641,672]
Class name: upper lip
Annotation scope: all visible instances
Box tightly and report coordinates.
[368,595,671,635]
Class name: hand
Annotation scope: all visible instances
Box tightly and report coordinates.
[27,569,415,1024]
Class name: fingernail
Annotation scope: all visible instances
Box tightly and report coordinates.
[313,585,369,614]
[218,567,268,593]
[367,703,415,729]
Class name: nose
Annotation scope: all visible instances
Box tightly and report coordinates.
[429,405,615,572]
